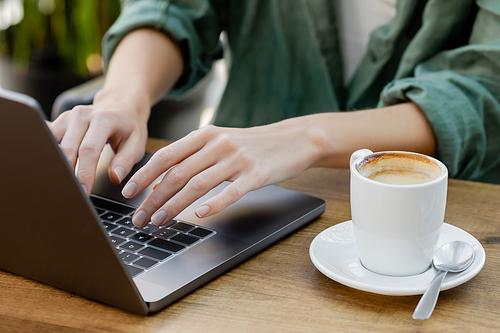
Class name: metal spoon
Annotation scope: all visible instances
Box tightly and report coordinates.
[413,241,475,320]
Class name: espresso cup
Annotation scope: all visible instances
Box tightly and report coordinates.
[350,149,448,276]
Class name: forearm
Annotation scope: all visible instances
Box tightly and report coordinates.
[95,28,184,115]
[285,102,436,169]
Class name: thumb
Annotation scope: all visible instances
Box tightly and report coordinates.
[108,134,147,184]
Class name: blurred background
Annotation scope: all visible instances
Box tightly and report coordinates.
[0,0,121,118]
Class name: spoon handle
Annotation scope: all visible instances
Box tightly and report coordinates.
[412,269,448,320]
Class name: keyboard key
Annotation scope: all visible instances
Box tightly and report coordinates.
[120,252,139,263]
[101,212,123,222]
[134,257,158,269]
[119,241,145,252]
[152,228,177,239]
[102,222,119,232]
[149,238,185,253]
[111,227,136,238]
[117,217,134,228]
[161,220,176,228]
[170,222,195,232]
[109,235,127,246]
[130,232,153,243]
[140,223,160,234]
[171,233,198,245]
[188,227,214,238]
[95,208,106,216]
[124,264,143,277]
[91,196,136,215]
[138,247,171,260]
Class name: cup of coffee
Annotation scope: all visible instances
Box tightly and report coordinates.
[350,149,448,276]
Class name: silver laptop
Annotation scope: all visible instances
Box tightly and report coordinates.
[0,89,325,315]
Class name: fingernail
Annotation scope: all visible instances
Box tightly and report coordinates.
[114,166,125,183]
[132,210,147,227]
[195,205,210,218]
[152,210,167,226]
[122,182,137,198]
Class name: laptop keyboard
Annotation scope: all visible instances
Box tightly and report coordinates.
[91,196,215,278]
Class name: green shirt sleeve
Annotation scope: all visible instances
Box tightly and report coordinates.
[379,1,500,181]
[102,0,223,96]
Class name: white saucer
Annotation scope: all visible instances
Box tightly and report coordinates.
[309,221,485,296]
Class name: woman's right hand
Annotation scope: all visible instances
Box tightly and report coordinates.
[46,28,184,196]
[48,88,150,196]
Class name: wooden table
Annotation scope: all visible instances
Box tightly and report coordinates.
[1,138,499,332]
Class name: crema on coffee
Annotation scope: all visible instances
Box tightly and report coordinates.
[357,152,442,185]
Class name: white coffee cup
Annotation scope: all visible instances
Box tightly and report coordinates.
[350,149,448,276]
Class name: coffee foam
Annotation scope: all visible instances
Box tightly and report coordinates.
[358,152,442,185]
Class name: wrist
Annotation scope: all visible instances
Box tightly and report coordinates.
[304,114,347,169]
[93,88,151,122]
[279,116,330,169]
[285,113,365,169]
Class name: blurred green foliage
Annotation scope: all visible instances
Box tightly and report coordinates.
[0,0,121,78]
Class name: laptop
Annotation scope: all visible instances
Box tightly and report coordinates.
[0,89,325,315]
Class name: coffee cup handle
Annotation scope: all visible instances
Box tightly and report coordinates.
[350,149,373,168]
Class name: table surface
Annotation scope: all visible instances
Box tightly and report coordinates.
[1,138,499,332]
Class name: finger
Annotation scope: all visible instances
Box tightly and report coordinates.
[133,160,237,227]
[122,129,210,199]
[47,115,67,142]
[195,177,255,218]
[59,107,92,169]
[131,157,218,226]
[108,131,147,184]
[131,139,239,227]
[75,119,114,195]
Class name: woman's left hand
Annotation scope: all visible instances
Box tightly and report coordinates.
[122,119,326,227]
[123,102,437,228]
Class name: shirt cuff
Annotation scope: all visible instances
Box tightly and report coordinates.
[378,69,492,180]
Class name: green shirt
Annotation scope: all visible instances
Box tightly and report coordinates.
[103,0,500,183]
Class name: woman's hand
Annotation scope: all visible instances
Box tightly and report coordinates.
[48,89,150,195]
[123,102,436,227]
[123,118,327,227]
[48,27,185,195]
[49,28,184,194]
